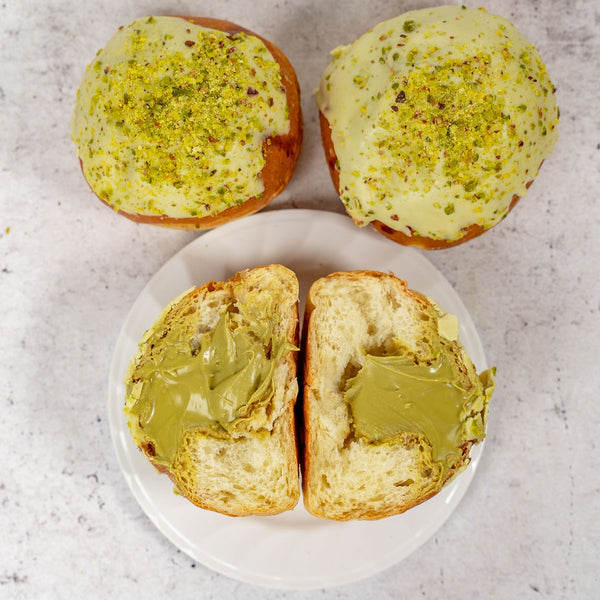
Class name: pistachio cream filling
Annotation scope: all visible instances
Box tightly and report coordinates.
[344,347,494,477]
[125,299,296,467]
[316,5,559,240]
[72,16,290,218]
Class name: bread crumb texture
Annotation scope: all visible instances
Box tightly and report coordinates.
[124,265,300,515]
[317,6,559,241]
[302,271,494,520]
[72,16,290,219]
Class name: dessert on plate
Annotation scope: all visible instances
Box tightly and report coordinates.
[301,270,495,520]
[124,265,301,516]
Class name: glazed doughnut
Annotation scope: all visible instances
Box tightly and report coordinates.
[316,6,559,248]
[72,16,302,229]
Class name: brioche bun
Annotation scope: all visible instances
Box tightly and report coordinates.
[72,16,302,229]
[301,270,494,520]
[317,6,559,249]
[124,265,300,516]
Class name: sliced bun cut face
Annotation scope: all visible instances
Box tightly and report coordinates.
[301,270,495,520]
[72,16,302,229]
[124,265,300,516]
[316,6,559,248]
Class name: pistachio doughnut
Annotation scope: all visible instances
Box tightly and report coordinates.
[317,6,559,248]
[72,16,302,229]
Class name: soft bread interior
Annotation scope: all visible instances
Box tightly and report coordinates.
[302,271,490,520]
[173,416,298,515]
[125,265,300,516]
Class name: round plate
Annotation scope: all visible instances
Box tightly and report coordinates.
[108,208,488,590]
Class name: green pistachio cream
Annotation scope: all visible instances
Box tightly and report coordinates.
[344,346,495,477]
[125,298,295,468]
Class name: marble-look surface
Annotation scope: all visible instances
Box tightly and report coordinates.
[1,0,598,598]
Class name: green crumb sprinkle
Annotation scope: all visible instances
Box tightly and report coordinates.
[406,48,418,64]
[77,20,289,216]
[322,7,559,238]
[100,188,113,201]
[377,56,510,201]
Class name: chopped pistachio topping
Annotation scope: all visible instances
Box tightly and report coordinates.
[316,6,559,240]
[72,16,290,218]
[376,57,509,203]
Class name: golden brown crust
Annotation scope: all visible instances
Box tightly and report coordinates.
[319,110,532,249]
[299,294,315,508]
[302,443,472,522]
[87,17,302,229]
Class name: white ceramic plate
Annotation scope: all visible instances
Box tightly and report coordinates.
[108,208,488,590]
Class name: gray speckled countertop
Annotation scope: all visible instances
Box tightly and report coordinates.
[1,1,598,598]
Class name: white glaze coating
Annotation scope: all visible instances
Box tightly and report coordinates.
[72,16,289,218]
[317,6,559,240]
